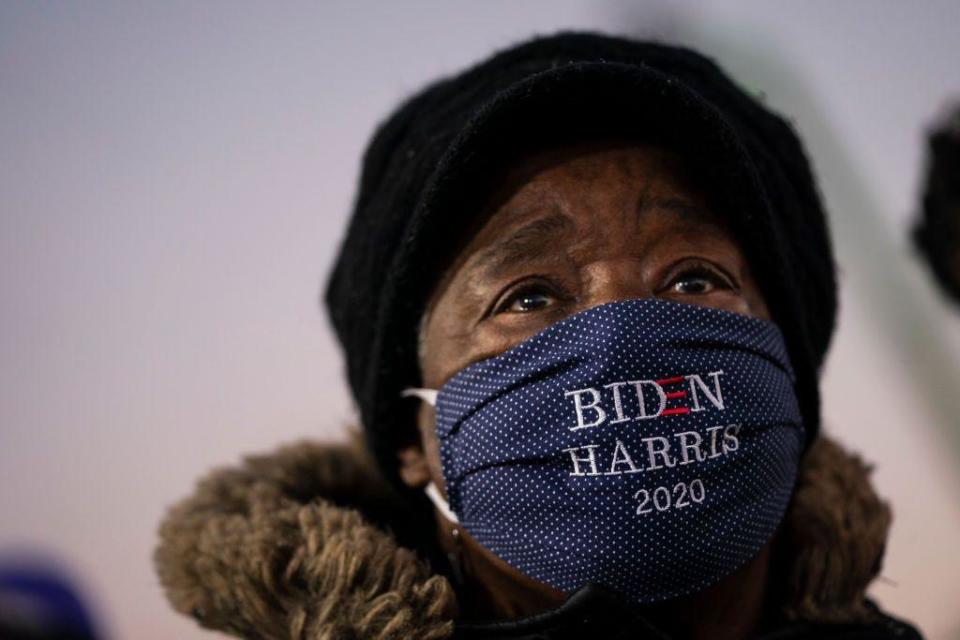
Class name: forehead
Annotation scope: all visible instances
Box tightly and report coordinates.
[423,141,727,309]
[468,144,719,255]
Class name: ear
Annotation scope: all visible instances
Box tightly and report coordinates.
[397,441,431,488]
[398,397,442,489]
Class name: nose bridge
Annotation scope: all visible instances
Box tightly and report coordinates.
[581,257,654,308]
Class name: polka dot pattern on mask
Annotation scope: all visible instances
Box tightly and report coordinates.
[434,297,804,604]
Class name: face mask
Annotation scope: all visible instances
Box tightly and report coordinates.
[404,297,804,604]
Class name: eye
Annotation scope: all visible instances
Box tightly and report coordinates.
[664,262,736,296]
[493,282,558,314]
[672,273,715,295]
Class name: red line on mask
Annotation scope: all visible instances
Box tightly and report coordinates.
[661,407,691,416]
[656,375,685,386]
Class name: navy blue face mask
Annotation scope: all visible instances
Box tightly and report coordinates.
[403,297,804,604]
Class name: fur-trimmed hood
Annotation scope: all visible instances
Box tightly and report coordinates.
[154,434,893,639]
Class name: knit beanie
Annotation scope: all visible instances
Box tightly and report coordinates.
[324,32,837,489]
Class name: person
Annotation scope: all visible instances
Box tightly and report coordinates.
[154,32,924,639]
[914,103,960,305]
[0,559,101,640]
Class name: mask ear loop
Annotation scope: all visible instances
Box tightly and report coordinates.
[426,481,465,588]
[425,481,459,524]
[401,387,438,406]
[402,387,465,587]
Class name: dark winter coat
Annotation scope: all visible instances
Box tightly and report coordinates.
[154,434,922,639]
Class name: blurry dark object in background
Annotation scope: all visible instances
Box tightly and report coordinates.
[913,103,960,304]
[0,560,100,640]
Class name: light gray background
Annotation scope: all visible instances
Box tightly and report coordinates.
[2,2,959,638]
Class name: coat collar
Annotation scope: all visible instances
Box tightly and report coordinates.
[154,434,890,639]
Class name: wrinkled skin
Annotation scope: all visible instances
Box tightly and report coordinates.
[397,142,775,639]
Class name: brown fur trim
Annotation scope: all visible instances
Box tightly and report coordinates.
[780,436,892,623]
[154,433,890,637]
[154,437,456,639]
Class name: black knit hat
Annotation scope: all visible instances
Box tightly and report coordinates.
[325,32,837,488]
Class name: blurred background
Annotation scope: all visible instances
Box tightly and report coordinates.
[2,1,959,638]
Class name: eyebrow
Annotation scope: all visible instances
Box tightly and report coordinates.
[470,210,574,279]
[638,196,716,223]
